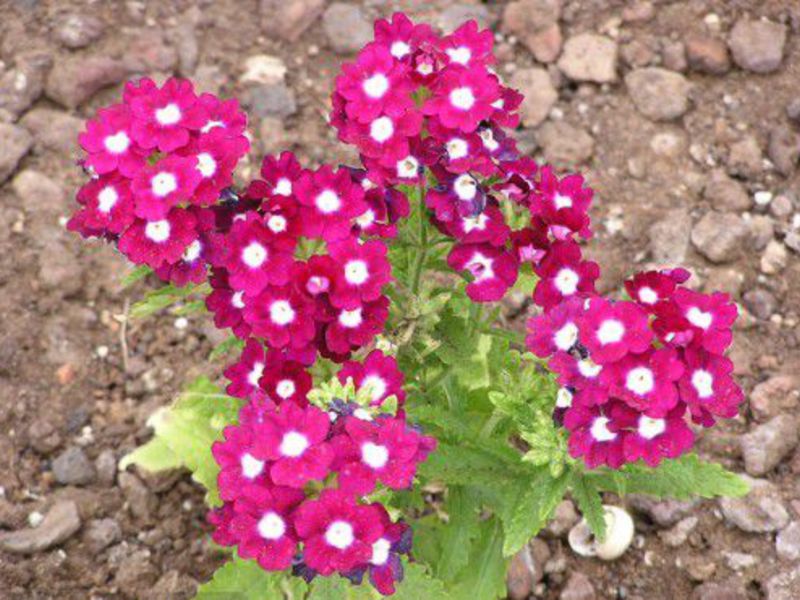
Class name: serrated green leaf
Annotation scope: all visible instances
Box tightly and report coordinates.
[209,336,245,361]
[118,436,180,472]
[120,265,152,288]
[195,557,286,599]
[130,281,209,319]
[570,472,607,541]
[394,562,453,600]
[451,519,507,600]
[418,441,531,488]
[435,487,481,582]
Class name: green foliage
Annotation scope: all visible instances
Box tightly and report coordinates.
[196,557,290,599]
[209,336,245,361]
[120,264,153,288]
[130,281,210,319]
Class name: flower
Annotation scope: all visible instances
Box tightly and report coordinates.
[603,348,684,415]
[208,503,238,547]
[258,350,312,407]
[205,269,252,338]
[324,296,390,355]
[444,205,510,247]
[341,110,422,161]
[564,402,627,469]
[329,239,392,310]
[532,167,592,240]
[373,12,435,60]
[180,129,249,205]
[153,207,214,286]
[131,155,202,220]
[422,65,500,132]
[197,93,247,137]
[616,403,694,467]
[438,20,494,68]
[548,351,608,406]
[624,269,687,308]
[533,241,599,311]
[252,401,334,488]
[70,174,135,237]
[224,339,268,400]
[337,350,406,406]
[117,208,197,268]
[79,104,144,177]
[447,243,518,303]
[578,298,653,364]
[671,288,737,355]
[246,151,305,201]
[244,285,317,351]
[295,166,367,242]
[294,489,384,576]
[213,422,271,501]
[678,346,743,426]
[526,296,585,358]
[365,515,411,595]
[130,78,207,152]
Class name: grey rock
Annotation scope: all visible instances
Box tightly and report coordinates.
[143,570,198,600]
[761,240,788,275]
[768,126,800,177]
[743,289,776,321]
[83,518,122,554]
[20,108,84,156]
[560,572,595,600]
[685,34,730,74]
[777,521,800,561]
[323,3,372,55]
[119,472,155,523]
[0,124,32,183]
[692,582,747,600]
[52,447,96,486]
[661,40,687,72]
[770,193,794,218]
[787,99,800,123]
[0,500,81,554]
[511,67,557,127]
[786,231,800,254]
[438,4,494,32]
[691,211,749,263]
[729,18,787,74]
[741,415,799,476]
[765,566,800,600]
[53,13,105,49]
[750,376,799,422]
[46,55,129,109]
[123,30,178,74]
[648,208,692,264]
[240,83,297,119]
[537,121,594,166]
[723,551,758,571]
[174,22,199,76]
[747,215,774,251]
[703,170,750,212]
[719,476,789,533]
[260,0,325,42]
[95,449,117,486]
[659,516,698,547]
[546,500,580,537]
[27,418,62,455]
[507,547,535,600]
[628,495,698,527]
[625,67,692,121]
[114,549,159,599]
[558,34,618,83]
[727,135,763,178]
[502,0,562,63]
[0,52,52,118]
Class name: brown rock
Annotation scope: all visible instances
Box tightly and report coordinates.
[558,34,618,83]
[260,0,325,42]
[0,52,52,118]
[507,547,534,600]
[750,375,799,422]
[768,126,800,177]
[0,123,32,184]
[727,135,763,178]
[511,67,557,127]
[625,67,692,121]
[0,500,81,554]
[685,34,730,75]
[741,415,799,476]
[502,0,563,63]
[729,18,787,74]
[560,572,595,600]
[703,170,751,212]
[45,55,129,109]
[691,211,750,263]
[537,121,594,166]
[20,108,84,156]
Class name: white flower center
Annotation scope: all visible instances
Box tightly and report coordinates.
[462,213,488,233]
[242,242,268,268]
[370,116,394,143]
[325,520,354,550]
[232,291,245,309]
[247,362,264,387]
[554,193,573,210]
[275,379,296,399]
[361,375,387,402]
[307,275,330,295]
[479,128,498,151]
[596,319,625,345]
[196,152,217,178]
[691,369,714,399]
[97,186,118,212]
[626,367,654,395]
[240,453,265,479]
[339,308,363,328]
[687,306,713,330]
[466,252,494,281]
[315,190,341,214]
[554,322,579,351]
[104,131,130,154]
[257,511,286,540]
[554,268,579,295]
[638,286,658,305]
[356,209,375,228]
[155,103,182,126]
[446,138,469,160]
[556,388,573,408]
[449,87,475,110]
[590,416,617,442]
[638,415,666,440]
[397,156,419,178]
[267,214,288,233]
[390,41,411,58]
[182,239,202,262]
[269,300,295,326]
[361,442,389,469]
[151,172,178,197]
[279,431,309,458]
[578,359,602,378]
[344,260,369,285]
[363,73,389,99]
[447,46,472,65]
[274,177,292,196]
[370,538,391,566]
[453,174,477,201]
[145,220,171,243]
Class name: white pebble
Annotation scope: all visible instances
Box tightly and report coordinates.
[174,317,189,330]
[28,511,44,528]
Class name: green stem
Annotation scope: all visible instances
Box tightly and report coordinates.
[409,184,429,295]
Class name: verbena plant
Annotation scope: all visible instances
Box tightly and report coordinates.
[68,13,748,599]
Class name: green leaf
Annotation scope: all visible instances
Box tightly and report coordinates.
[195,557,286,599]
[587,454,751,500]
[120,265,152,288]
[570,472,607,541]
[418,441,530,488]
[394,562,453,600]
[130,281,209,319]
[209,336,245,361]
[118,436,180,472]
[451,519,507,600]
[435,487,481,581]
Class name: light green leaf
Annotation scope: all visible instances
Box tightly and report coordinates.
[570,472,607,541]
[195,557,286,599]
[394,562,453,600]
[120,264,152,288]
[435,487,481,582]
[451,519,507,600]
[118,436,180,472]
[209,336,245,361]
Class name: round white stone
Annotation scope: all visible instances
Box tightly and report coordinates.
[370,538,391,566]
[370,116,395,143]
[361,442,389,469]
[554,268,579,296]
[315,190,341,214]
[626,367,654,396]
[390,41,411,58]
[446,138,469,160]
[596,319,625,345]
[554,193,573,210]
[97,186,119,212]
[361,375,387,403]
[691,369,714,399]
[155,103,182,126]
[554,322,579,351]
[363,73,389,99]
[145,220,171,243]
[270,300,295,326]
[196,152,217,178]
[274,178,292,196]
[453,174,477,201]
[590,416,617,442]
[449,87,475,111]
[344,260,369,285]
[151,172,178,197]
[182,239,202,262]
[240,453,265,479]
[638,416,666,440]
[397,156,419,179]
[687,306,713,330]
[339,308,363,328]
[446,46,472,65]
[275,379,296,399]
[638,286,659,305]
[257,511,286,540]
[247,362,265,387]
[279,431,309,458]
[104,131,130,154]
[267,214,288,233]
[232,291,246,309]
[242,242,268,268]
[578,359,602,378]
[325,520,355,550]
